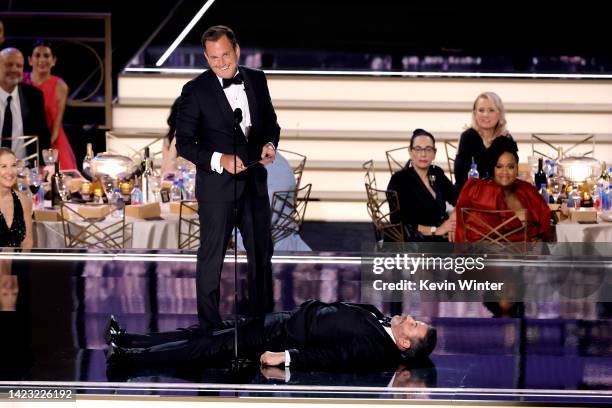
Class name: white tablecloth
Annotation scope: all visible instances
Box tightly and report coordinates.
[555,219,612,242]
[34,213,182,249]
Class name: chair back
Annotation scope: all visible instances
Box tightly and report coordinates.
[460,207,528,243]
[385,146,410,174]
[60,203,131,249]
[363,159,377,191]
[277,149,307,189]
[364,182,405,243]
[1,135,39,165]
[270,183,312,244]
[444,140,457,183]
[178,200,200,249]
[531,133,595,161]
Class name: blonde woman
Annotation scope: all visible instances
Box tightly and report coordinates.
[454,91,512,191]
[0,148,33,248]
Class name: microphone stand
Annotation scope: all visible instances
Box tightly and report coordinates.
[231,108,247,370]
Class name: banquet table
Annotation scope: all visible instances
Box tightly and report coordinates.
[33,204,190,249]
[555,216,612,242]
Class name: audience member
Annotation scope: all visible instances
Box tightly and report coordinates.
[454,91,512,191]
[23,40,77,170]
[0,47,50,165]
[454,137,552,242]
[236,151,311,251]
[0,147,33,248]
[160,96,180,175]
[387,129,457,242]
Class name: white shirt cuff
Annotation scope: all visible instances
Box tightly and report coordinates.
[284,350,291,366]
[211,152,223,174]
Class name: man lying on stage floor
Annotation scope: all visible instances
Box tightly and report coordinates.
[106,299,437,371]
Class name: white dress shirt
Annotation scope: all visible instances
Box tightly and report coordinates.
[0,87,25,160]
[210,72,252,174]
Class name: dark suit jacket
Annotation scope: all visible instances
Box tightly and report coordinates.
[282,300,402,370]
[175,66,280,202]
[387,164,457,241]
[18,83,51,165]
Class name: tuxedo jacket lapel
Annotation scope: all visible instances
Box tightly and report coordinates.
[206,71,234,131]
[18,85,31,125]
[240,67,259,130]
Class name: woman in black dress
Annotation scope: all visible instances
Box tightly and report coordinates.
[454,91,512,192]
[0,148,32,248]
[387,129,457,242]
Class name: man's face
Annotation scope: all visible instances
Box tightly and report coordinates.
[204,34,240,79]
[391,315,428,351]
[0,50,24,92]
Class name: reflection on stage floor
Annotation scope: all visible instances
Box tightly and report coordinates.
[0,250,611,405]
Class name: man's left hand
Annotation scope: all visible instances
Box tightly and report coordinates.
[260,143,276,165]
[260,351,285,366]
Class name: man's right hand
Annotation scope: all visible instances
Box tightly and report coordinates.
[220,154,246,174]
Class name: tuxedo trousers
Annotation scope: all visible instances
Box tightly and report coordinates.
[118,312,291,365]
[196,180,274,331]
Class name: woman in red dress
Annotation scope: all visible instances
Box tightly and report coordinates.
[22,40,77,170]
[454,137,552,242]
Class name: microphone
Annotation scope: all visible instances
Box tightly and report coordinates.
[234,108,243,125]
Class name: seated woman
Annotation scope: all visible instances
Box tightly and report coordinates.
[160,97,180,175]
[387,129,457,242]
[454,91,512,192]
[454,137,552,242]
[0,148,33,249]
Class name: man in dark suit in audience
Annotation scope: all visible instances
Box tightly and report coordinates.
[0,47,50,165]
[106,299,437,371]
[175,25,280,331]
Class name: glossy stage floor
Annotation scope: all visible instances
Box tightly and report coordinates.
[0,249,611,406]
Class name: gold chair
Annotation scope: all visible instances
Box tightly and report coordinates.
[461,207,528,244]
[277,148,307,189]
[1,135,39,165]
[270,183,312,245]
[364,166,405,243]
[60,203,131,249]
[444,140,457,183]
[385,146,410,174]
[363,159,378,191]
[531,133,595,161]
[178,200,200,249]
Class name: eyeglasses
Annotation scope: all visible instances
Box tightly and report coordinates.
[411,147,436,154]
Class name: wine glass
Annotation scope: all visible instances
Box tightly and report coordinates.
[55,177,69,202]
[42,148,58,166]
[150,175,162,202]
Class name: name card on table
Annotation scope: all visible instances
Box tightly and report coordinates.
[125,202,161,219]
[569,208,597,223]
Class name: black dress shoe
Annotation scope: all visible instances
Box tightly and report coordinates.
[104,315,125,345]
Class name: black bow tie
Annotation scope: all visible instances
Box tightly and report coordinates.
[222,73,244,89]
[379,316,392,328]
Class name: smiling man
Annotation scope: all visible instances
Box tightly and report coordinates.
[0,47,50,163]
[175,26,280,332]
[106,299,436,371]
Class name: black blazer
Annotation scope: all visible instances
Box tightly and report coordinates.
[453,128,513,192]
[283,300,401,370]
[387,164,457,241]
[18,83,50,165]
[175,66,280,203]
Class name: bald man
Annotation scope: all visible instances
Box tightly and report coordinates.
[0,47,50,164]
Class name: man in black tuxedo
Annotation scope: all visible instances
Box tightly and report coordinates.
[106,300,437,371]
[175,25,280,331]
[0,47,50,165]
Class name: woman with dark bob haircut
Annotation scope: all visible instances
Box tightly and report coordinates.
[387,129,457,242]
[454,137,552,242]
